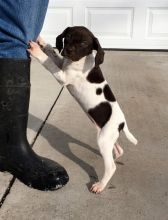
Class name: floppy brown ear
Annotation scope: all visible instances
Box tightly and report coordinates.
[56,27,71,53]
[93,37,105,67]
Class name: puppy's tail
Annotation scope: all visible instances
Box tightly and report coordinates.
[123,123,138,145]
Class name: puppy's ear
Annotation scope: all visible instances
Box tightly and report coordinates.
[93,38,105,67]
[56,27,71,53]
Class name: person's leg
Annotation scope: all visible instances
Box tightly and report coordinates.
[0,0,49,58]
[0,0,69,190]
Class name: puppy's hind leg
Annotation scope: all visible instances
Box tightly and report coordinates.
[90,130,119,194]
[113,143,124,160]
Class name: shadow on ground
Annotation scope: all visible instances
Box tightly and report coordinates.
[29,114,100,190]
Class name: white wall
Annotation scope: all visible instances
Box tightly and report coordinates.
[41,0,168,49]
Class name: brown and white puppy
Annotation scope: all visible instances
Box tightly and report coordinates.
[28,26,138,193]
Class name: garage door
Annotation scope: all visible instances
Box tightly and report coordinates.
[41,0,168,49]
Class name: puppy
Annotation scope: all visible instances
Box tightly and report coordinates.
[28,26,138,193]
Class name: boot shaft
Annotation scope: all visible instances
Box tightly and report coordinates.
[0,58,31,124]
[0,58,31,146]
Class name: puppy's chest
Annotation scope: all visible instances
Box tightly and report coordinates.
[62,70,95,108]
[65,68,86,85]
[64,68,91,100]
[62,59,89,87]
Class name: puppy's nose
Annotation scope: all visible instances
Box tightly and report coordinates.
[66,47,73,53]
[62,47,74,57]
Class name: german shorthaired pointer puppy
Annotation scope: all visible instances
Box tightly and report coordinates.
[28,26,138,193]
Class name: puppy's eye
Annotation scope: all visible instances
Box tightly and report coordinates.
[66,34,71,40]
[80,41,88,47]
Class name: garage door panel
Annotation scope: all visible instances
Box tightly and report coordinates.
[146,8,168,39]
[85,7,133,38]
[42,7,73,45]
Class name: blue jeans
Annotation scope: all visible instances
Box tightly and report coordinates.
[0,0,49,59]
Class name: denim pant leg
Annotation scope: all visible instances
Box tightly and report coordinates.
[0,0,49,59]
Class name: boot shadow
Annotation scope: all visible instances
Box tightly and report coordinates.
[28,114,100,190]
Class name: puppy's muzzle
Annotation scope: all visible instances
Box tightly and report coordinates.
[61,48,79,61]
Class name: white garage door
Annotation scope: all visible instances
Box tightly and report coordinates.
[41,0,168,49]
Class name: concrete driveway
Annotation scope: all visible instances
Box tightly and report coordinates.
[0,51,168,220]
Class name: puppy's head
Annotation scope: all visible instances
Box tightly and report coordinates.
[56,26,104,66]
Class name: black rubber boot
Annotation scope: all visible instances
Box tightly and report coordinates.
[0,58,69,190]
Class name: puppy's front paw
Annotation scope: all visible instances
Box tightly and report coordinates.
[90,182,105,194]
[37,36,47,47]
[27,41,48,62]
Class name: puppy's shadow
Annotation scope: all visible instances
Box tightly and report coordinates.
[29,114,100,190]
